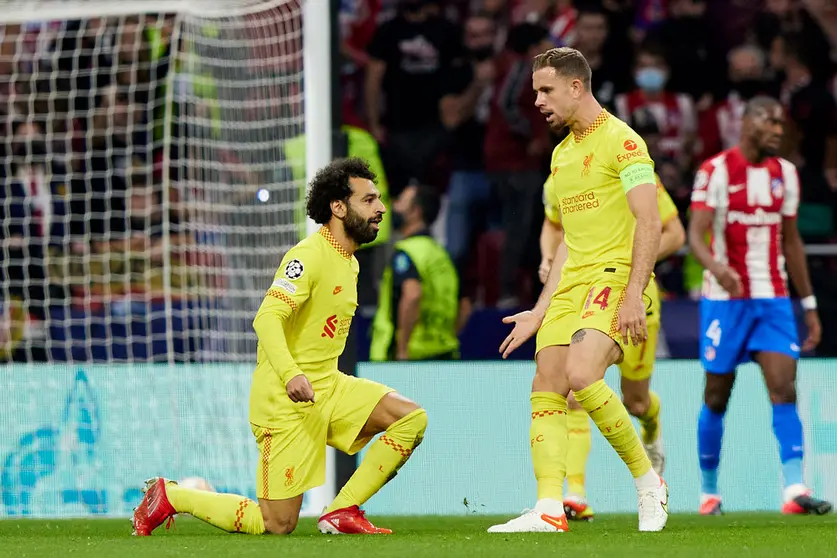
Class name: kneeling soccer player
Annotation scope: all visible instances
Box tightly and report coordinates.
[132,158,428,536]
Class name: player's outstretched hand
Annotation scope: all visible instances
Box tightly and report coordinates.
[287,374,315,403]
[714,265,743,297]
[802,310,822,352]
[500,310,543,359]
[617,292,648,346]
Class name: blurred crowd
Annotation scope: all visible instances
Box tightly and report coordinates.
[3,0,837,361]
[340,0,837,308]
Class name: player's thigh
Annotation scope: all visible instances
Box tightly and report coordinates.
[699,299,754,373]
[251,412,327,503]
[534,284,579,394]
[754,352,798,405]
[258,495,304,535]
[703,371,737,413]
[327,373,398,455]
[618,315,658,414]
[749,298,800,404]
[565,328,623,391]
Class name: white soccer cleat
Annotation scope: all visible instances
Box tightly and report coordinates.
[637,478,669,532]
[644,429,666,476]
[487,509,569,533]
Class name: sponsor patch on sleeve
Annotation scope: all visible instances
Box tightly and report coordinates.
[271,277,297,294]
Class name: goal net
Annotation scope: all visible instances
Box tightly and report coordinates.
[0,0,307,363]
[0,0,336,518]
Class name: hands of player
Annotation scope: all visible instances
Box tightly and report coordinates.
[286,374,315,403]
[499,310,544,359]
[802,310,822,352]
[617,291,648,346]
[538,258,552,284]
[712,265,743,297]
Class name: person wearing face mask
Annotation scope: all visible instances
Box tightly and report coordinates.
[370,184,460,362]
[615,43,697,172]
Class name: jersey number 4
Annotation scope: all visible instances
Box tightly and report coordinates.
[584,287,612,311]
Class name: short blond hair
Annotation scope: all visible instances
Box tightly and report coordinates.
[532,47,592,91]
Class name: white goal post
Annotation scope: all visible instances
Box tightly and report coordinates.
[0,0,335,518]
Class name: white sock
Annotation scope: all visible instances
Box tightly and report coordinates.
[534,498,565,517]
[634,468,661,491]
[783,483,808,502]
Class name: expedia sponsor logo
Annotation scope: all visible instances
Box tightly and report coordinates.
[561,191,600,214]
[616,148,647,164]
[727,209,781,226]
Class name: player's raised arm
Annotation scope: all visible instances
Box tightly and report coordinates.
[252,251,316,401]
[778,161,821,351]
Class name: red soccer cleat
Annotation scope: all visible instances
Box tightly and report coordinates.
[131,478,177,536]
[699,495,723,516]
[782,493,832,515]
[317,505,393,534]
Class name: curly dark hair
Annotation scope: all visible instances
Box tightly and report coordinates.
[305,157,377,225]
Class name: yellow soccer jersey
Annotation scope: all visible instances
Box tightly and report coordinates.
[548,110,655,276]
[546,171,677,228]
[250,226,359,425]
[656,175,678,226]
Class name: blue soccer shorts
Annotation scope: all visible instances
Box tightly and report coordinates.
[699,298,800,374]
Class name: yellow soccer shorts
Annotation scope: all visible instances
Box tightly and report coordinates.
[251,372,393,500]
[619,279,662,381]
[535,270,655,363]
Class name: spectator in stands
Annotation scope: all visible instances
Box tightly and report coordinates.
[484,22,552,308]
[365,0,463,194]
[370,184,461,361]
[615,42,697,172]
[697,44,771,163]
[571,3,632,112]
[644,0,713,105]
[440,11,497,289]
[0,120,70,324]
[779,33,837,239]
[339,0,382,128]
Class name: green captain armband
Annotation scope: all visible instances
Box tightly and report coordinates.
[619,162,655,194]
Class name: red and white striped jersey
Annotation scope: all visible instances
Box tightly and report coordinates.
[690,146,800,300]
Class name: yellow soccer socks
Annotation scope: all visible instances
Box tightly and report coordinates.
[575,380,655,485]
[565,408,592,498]
[166,485,265,534]
[638,390,662,445]
[325,408,428,514]
[530,392,569,509]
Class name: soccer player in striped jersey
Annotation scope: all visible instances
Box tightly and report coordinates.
[689,96,831,516]
[132,158,428,536]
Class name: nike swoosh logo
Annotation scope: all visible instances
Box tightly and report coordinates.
[728,184,746,194]
[540,513,569,531]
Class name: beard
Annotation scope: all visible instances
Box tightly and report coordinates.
[343,204,379,245]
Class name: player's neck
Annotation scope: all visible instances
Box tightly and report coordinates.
[326,222,359,256]
[569,98,604,137]
[739,142,767,165]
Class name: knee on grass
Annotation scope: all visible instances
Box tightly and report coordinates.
[263,516,298,535]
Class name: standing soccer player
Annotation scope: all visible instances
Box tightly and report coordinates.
[688,96,831,516]
[132,158,429,536]
[539,173,685,521]
[489,47,669,534]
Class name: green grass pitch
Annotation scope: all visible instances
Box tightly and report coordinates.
[2,514,836,557]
